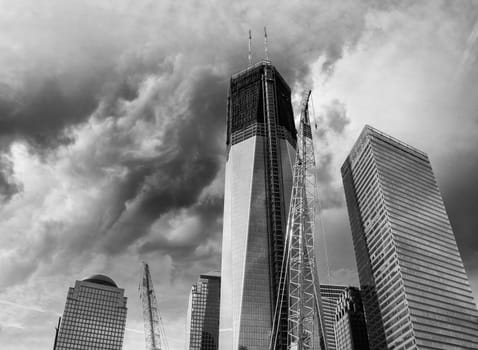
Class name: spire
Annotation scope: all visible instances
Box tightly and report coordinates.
[248,29,252,66]
[264,26,269,60]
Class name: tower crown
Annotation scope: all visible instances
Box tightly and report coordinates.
[82,274,118,287]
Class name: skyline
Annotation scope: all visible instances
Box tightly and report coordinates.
[1,1,478,349]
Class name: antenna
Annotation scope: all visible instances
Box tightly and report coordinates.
[264,26,269,60]
[248,29,252,66]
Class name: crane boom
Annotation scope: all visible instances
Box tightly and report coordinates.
[140,262,165,350]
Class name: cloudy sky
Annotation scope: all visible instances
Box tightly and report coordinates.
[1,0,478,349]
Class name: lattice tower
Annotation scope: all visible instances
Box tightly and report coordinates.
[140,262,168,350]
[270,90,328,350]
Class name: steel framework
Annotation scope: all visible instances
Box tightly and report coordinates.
[270,90,327,350]
[140,262,168,350]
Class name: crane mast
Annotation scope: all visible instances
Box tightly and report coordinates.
[270,90,327,350]
[140,262,166,350]
[287,90,327,350]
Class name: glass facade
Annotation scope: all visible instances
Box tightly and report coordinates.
[334,287,369,350]
[342,125,478,349]
[220,61,296,350]
[186,272,221,350]
[55,275,127,350]
[320,285,347,350]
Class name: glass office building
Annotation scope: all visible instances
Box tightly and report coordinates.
[219,60,296,350]
[55,274,127,350]
[320,285,347,350]
[334,287,369,350]
[186,271,221,350]
[341,125,478,349]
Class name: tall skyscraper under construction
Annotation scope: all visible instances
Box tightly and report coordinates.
[219,60,296,350]
[342,125,478,349]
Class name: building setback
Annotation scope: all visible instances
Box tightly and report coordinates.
[341,125,478,349]
[320,285,347,350]
[334,287,369,350]
[186,272,221,350]
[219,60,297,350]
[55,274,127,350]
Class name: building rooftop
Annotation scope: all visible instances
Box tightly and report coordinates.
[231,59,272,79]
[320,284,349,289]
[82,274,118,288]
[363,125,427,158]
[344,124,428,170]
[200,271,221,279]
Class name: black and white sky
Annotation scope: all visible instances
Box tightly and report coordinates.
[1,1,478,349]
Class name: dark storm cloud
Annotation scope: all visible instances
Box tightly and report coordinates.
[0,63,229,287]
[0,50,174,154]
[0,155,22,202]
[0,76,101,150]
[99,69,226,254]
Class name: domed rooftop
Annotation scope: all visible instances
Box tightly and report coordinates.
[82,274,118,288]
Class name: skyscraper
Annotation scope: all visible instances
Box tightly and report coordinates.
[186,271,221,350]
[55,274,127,350]
[320,285,347,350]
[219,60,297,350]
[341,125,478,349]
[334,287,369,350]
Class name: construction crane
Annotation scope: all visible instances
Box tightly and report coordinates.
[270,90,328,350]
[139,262,169,350]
